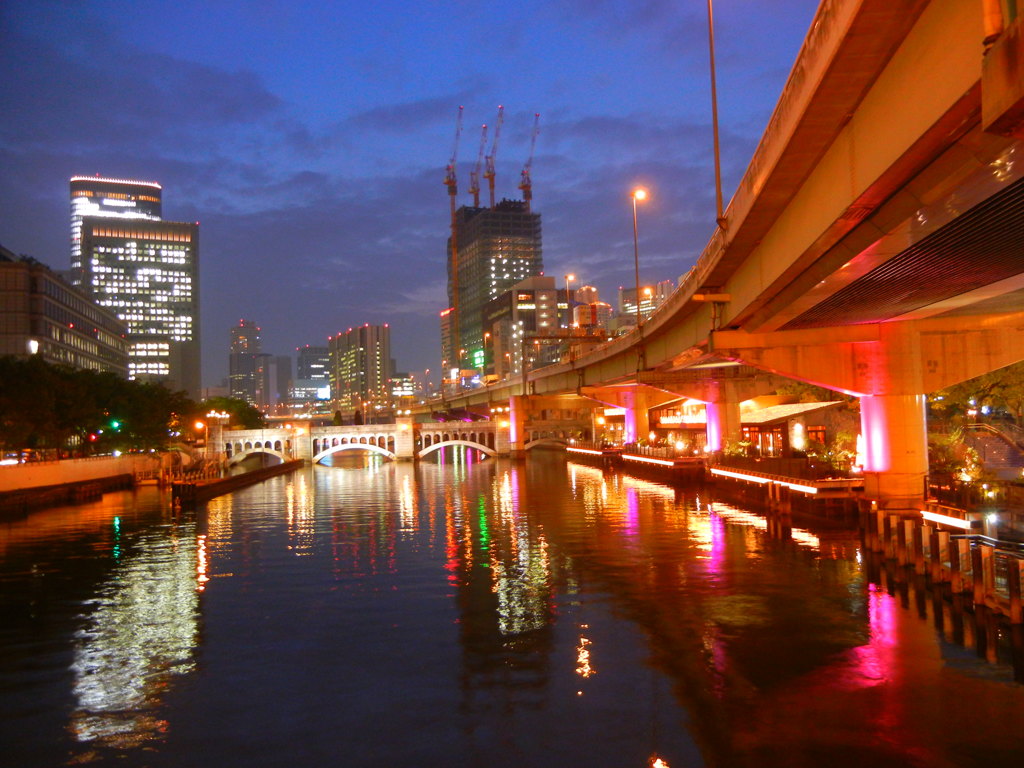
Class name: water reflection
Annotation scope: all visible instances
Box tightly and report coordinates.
[69,523,200,749]
[3,453,1024,767]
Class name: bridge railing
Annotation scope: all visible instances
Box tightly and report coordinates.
[715,455,852,481]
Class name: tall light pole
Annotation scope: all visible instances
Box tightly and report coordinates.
[631,188,648,329]
[707,0,726,228]
[564,273,575,327]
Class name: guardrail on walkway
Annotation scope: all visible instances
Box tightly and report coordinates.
[864,504,1024,624]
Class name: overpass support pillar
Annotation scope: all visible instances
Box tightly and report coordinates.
[508,395,528,457]
[860,393,928,516]
[394,415,416,460]
[623,390,652,444]
[705,384,742,452]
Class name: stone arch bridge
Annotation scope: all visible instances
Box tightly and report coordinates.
[213,418,585,466]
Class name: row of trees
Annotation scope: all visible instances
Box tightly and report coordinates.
[0,356,264,457]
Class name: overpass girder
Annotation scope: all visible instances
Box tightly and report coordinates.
[710,312,1024,396]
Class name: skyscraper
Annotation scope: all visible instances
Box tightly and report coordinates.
[328,324,392,422]
[70,176,162,278]
[290,345,330,413]
[70,176,200,396]
[447,199,542,375]
[229,319,261,405]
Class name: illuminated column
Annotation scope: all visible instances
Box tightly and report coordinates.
[207,421,224,461]
[622,389,651,444]
[291,427,313,462]
[393,414,416,460]
[705,398,741,452]
[860,393,928,514]
[507,395,528,456]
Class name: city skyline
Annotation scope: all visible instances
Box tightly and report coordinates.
[0,0,820,389]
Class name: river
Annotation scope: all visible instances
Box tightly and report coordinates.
[2,450,1023,767]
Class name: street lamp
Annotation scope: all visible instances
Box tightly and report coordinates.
[631,187,648,329]
[707,0,726,228]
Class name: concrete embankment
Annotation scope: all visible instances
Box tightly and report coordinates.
[172,460,304,509]
[0,454,167,516]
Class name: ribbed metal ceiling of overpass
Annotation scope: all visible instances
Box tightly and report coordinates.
[781,174,1024,329]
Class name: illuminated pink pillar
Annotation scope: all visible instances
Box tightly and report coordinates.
[705,398,741,452]
[860,394,928,514]
[623,390,650,444]
[508,395,528,456]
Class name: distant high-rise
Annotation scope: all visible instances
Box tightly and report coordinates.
[290,345,330,411]
[229,319,261,405]
[481,275,562,381]
[447,200,542,375]
[618,280,674,325]
[328,324,392,422]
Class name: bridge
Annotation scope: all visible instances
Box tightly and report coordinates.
[215,418,583,466]
[430,0,1024,516]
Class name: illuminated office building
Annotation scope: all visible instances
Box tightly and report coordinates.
[71,177,200,396]
[447,200,542,374]
[229,319,261,405]
[618,280,674,325]
[290,345,331,412]
[328,324,393,422]
[76,215,200,396]
[70,176,162,279]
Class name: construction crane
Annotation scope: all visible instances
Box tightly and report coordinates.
[467,123,488,208]
[519,112,540,212]
[445,106,464,379]
[444,105,463,202]
[483,105,504,209]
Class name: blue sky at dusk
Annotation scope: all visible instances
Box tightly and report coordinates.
[1,0,819,389]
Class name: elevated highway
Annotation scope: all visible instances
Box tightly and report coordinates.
[438,0,1024,513]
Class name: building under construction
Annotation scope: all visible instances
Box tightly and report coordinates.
[446,199,542,376]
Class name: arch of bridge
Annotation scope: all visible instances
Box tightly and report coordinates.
[225,448,288,467]
[524,438,567,451]
[417,439,497,459]
[312,442,397,463]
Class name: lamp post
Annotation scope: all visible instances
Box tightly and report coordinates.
[707,0,725,228]
[631,188,648,329]
[564,273,575,327]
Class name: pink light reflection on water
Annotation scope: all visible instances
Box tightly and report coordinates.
[850,583,898,686]
[626,487,639,536]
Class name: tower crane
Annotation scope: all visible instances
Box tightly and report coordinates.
[467,123,488,208]
[518,113,540,212]
[445,106,464,377]
[483,105,504,209]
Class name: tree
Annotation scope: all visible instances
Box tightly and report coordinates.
[0,356,194,455]
[930,361,1024,426]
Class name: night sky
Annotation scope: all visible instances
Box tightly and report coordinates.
[1,0,818,390]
